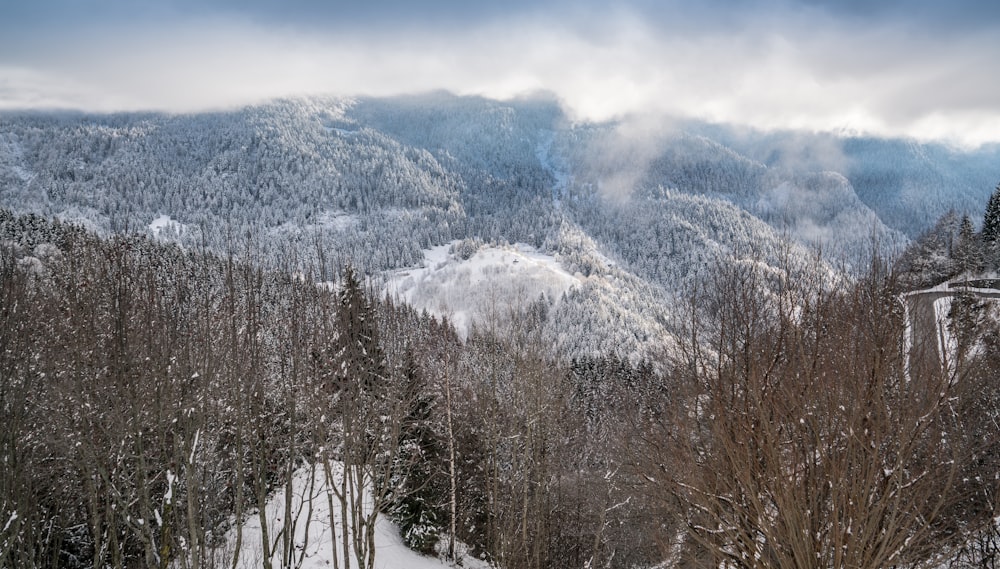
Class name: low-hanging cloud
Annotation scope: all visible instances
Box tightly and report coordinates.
[2,1,999,145]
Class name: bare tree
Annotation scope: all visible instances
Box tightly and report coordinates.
[634,257,1000,569]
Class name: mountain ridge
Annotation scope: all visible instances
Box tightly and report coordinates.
[3,93,999,356]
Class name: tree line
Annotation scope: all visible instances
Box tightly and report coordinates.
[897,184,1000,289]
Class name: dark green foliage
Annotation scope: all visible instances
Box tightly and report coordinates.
[982,184,1000,270]
[983,184,1000,244]
[387,350,447,553]
[899,185,1000,287]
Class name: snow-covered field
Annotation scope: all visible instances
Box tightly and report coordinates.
[209,462,487,569]
[386,241,582,338]
[149,214,188,237]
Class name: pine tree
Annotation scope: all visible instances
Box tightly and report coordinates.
[334,265,386,394]
[983,184,1000,270]
[983,184,1000,244]
[954,213,983,275]
[387,349,447,553]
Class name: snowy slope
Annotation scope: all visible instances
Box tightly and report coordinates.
[386,240,581,338]
[148,214,188,237]
[210,463,487,569]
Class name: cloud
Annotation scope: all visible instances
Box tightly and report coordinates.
[2,1,999,145]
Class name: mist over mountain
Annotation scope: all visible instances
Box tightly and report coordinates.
[2,92,999,356]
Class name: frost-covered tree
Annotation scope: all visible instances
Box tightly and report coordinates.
[896,210,961,288]
[982,184,1000,269]
[954,213,983,275]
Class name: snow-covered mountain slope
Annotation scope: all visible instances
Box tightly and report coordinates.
[385,237,678,357]
[695,124,1000,237]
[557,126,909,263]
[3,93,999,357]
[386,241,580,339]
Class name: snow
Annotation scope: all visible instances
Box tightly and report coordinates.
[535,130,570,208]
[0,133,35,183]
[148,214,187,237]
[164,470,176,505]
[318,210,360,232]
[932,296,956,373]
[385,241,582,339]
[2,511,17,534]
[10,164,34,183]
[188,429,200,465]
[268,210,360,237]
[211,463,487,569]
[324,126,360,138]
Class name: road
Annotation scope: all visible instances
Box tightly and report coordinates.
[903,285,1000,375]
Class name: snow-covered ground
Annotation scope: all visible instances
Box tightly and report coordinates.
[903,279,1000,376]
[148,214,187,237]
[268,209,360,238]
[209,462,487,569]
[932,295,956,373]
[314,209,359,232]
[0,133,34,183]
[385,241,582,338]
[535,130,570,208]
[325,126,361,138]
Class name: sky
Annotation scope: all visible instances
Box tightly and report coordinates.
[2,0,1000,145]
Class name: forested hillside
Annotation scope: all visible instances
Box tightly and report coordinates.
[3,205,999,569]
[0,212,667,568]
[6,94,999,358]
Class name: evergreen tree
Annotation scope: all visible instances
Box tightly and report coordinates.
[896,210,960,288]
[983,184,1000,245]
[983,184,1000,270]
[334,265,386,394]
[954,213,983,275]
[387,349,447,553]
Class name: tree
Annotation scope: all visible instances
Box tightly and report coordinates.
[896,210,961,288]
[387,349,447,554]
[983,184,1000,245]
[954,213,983,275]
[327,265,430,569]
[633,256,999,569]
[983,184,1000,270]
[334,266,386,395]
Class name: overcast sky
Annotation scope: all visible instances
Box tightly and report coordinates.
[2,0,999,145]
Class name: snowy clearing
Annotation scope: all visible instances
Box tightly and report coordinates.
[315,209,360,232]
[148,214,187,237]
[385,241,582,338]
[324,126,361,138]
[209,462,487,569]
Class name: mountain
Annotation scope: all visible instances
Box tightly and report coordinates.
[3,92,999,357]
[4,95,1000,569]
